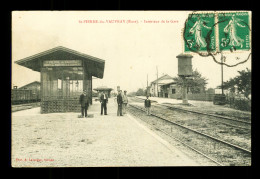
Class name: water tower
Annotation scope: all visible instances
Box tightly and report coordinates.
[177,54,193,104]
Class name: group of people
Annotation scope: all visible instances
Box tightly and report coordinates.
[116,90,128,116]
[79,89,129,118]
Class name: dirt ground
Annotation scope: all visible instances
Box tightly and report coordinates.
[11,100,200,167]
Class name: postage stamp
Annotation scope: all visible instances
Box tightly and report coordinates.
[183,11,251,54]
[218,11,251,52]
[183,12,216,53]
[183,11,251,67]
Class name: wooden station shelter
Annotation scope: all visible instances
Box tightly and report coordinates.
[93,86,113,98]
[15,46,105,113]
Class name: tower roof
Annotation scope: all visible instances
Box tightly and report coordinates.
[176,53,193,58]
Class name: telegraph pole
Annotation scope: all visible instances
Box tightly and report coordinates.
[146,74,148,96]
[221,54,224,95]
[147,74,148,88]
[156,66,159,97]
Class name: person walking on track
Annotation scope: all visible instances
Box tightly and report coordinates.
[144,95,151,115]
[79,90,89,118]
[100,91,108,115]
[122,90,128,114]
[117,90,123,116]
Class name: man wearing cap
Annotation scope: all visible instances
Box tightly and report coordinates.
[122,90,128,114]
[79,90,89,118]
[100,91,108,115]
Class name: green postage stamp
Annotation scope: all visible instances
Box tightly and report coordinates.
[184,12,216,53]
[218,12,250,52]
[184,11,251,54]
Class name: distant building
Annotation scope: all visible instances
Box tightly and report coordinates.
[148,74,175,97]
[19,81,41,99]
[147,74,215,101]
[160,82,181,98]
[93,86,113,98]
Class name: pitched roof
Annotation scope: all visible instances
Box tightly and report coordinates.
[18,81,40,89]
[176,53,193,58]
[160,81,176,86]
[158,79,175,85]
[150,74,173,84]
[15,46,105,78]
[93,86,113,91]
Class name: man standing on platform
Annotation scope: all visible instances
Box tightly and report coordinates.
[117,90,123,116]
[122,90,128,114]
[79,90,89,118]
[100,91,108,115]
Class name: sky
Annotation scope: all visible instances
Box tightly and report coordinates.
[12,11,251,92]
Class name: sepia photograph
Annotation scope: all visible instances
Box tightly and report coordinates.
[11,11,251,167]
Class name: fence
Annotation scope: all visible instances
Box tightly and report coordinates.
[226,97,251,111]
[169,93,215,101]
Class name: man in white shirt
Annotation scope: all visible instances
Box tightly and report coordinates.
[122,90,128,114]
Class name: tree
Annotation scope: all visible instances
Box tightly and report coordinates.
[128,91,136,97]
[221,68,251,99]
[173,69,208,94]
[136,88,145,96]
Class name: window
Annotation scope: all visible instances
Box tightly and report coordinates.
[58,79,62,89]
[42,67,84,99]
[172,89,176,94]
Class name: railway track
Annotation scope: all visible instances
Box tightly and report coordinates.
[12,102,40,112]
[12,102,40,107]
[158,104,250,130]
[131,98,251,147]
[133,97,250,130]
[127,103,251,166]
[162,103,250,124]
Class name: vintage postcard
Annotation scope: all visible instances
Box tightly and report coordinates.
[12,11,251,167]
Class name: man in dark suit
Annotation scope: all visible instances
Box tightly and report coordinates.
[100,91,108,115]
[79,90,89,118]
[117,90,123,116]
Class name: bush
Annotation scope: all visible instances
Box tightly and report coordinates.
[127,92,136,97]
[232,98,251,111]
[136,88,145,96]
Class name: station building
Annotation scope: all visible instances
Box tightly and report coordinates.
[15,46,105,113]
[93,86,113,98]
[160,82,181,98]
[148,74,175,97]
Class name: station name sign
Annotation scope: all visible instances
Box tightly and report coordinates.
[43,60,82,67]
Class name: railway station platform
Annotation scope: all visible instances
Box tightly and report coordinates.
[11,99,200,167]
[135,96,251,119]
